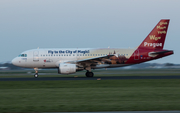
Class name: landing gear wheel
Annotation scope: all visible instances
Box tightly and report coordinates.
[34,73,38,78]
[86,72,94,77]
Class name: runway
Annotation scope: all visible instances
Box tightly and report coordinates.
[0,75,180,81]
[46,111,180,113]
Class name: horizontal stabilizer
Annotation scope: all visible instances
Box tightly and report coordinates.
[149,50,173,57]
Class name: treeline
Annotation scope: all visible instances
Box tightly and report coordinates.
[0,63,24,70]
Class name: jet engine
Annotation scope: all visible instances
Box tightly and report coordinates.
[58,63,76,74]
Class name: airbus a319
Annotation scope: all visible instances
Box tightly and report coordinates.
[12,19,174,78]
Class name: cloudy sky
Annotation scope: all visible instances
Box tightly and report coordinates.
[0,0,179,63]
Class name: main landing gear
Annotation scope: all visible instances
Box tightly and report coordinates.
[34,68,39,78]
[86,71,94,77]
[85,67,94,77]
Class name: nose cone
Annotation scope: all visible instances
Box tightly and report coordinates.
[12,57,18,66]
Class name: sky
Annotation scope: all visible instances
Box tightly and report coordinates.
[0,0,179,63]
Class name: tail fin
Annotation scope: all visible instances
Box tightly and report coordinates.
[138,19,170,50]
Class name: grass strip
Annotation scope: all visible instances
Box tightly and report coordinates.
[0,79,180,112]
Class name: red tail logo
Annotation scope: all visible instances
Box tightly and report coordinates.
[138,19,170,50]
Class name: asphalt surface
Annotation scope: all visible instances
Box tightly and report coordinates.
[44,111,180,113]
[0,75,180,81]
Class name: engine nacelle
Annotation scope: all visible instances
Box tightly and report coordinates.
[58,64,76,74]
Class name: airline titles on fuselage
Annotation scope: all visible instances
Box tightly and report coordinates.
[48,50,90,54]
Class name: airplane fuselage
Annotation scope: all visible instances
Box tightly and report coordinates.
[12,48,136,68]
[12,47,173,69]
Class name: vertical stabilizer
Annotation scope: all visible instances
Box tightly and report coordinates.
[138,19,170,50]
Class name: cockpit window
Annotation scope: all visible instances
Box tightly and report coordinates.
[18,54,27,57]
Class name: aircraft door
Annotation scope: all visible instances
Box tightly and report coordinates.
[76,50,80,60]
[134,49,139,60]
[33,51,39,61]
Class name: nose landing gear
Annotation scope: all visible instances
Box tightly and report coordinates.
[34,68,39,78]
[34,73,38,78]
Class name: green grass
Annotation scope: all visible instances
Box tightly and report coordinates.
[0,79,180,112]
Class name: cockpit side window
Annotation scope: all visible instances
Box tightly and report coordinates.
[21,54,25,57]
[18,54,27,57]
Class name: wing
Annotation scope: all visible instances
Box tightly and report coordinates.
[62,54,115,68]
[64,54,114,67]
[78,54,114,63]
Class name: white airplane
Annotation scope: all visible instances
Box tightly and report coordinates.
[12,19,174,78]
